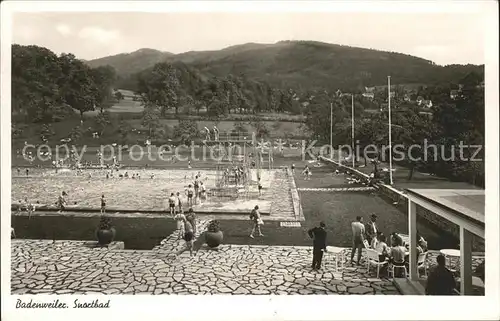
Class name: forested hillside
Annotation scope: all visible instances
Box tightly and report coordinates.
[88,41,484,92]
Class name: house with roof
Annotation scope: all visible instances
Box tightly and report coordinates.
[362,86,375,100]
[422,100,433,108]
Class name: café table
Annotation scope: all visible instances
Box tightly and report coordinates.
[440,249,460,270]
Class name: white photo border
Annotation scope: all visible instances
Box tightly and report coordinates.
[1,1,499,321]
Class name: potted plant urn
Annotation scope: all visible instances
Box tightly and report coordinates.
[96,216,116,246]
[205,220,223,248]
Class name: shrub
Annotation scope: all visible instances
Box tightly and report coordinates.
[207,220,221,233]
[98,216,113,230]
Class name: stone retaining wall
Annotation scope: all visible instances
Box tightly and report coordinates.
[285,167,305,221]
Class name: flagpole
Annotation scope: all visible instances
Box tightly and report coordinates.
[351,94,355,168]
[388,76,393,185]
[330,102,333,160]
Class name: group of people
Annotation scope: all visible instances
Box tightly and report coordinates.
[308,218,461,295]
[168,173,208,215]
[173,208,197,256]
[350,214,427,269]
[222,165,248,186]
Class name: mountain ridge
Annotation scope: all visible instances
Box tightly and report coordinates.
[85,40,484,91]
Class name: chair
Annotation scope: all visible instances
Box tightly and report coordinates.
[326,246,345,272]
[417,251,429,277]
[389,261,408,279]
[366,249,388,279]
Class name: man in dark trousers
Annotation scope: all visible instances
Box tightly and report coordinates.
[365,213,378,244]
[308,222,327,270]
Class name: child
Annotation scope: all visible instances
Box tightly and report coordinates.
[57,191,67,212]
[302,166,311,180]
[26,198,35,219]
[186,184,194,207]
[100,194,106,214]
[174,211,186,240]
[193,177,200,202]
[168,193,176,216]
[249,205,264,238]
[188,160,192,169]
[199,182,207,204]
[176,192,182,213]
[183,217,194,256]
[258,179,263,197]
[186,208,197,235]
[25,168,29,177]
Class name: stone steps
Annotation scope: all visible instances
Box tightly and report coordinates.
[269,171,295,219]
[153,219,210,255]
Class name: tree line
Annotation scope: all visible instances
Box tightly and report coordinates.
[12,44,117,123]
[304,78,485,187]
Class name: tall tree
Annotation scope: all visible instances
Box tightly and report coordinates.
[58,53,97,119]
[90,65,117,113]
[141,104,161,138]
[136,62,181,116]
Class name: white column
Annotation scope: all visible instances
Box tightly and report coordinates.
[330,102,333,160]
[408,200,418,280]
[460,226,473,295]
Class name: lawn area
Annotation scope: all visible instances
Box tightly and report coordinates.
[333,154,479,190]
[220,190,454,250]
[125,118,303,138]
[12,116,304,148]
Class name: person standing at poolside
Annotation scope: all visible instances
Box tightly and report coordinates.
[193,177,200,203]
[350,216,365,265]
[186,208,197,235]
[199,182,207,205]
[308,222,328,270]
[174,211,186,240]
[249,205,264,238]
[183,217,195,256]
[100,194,106,214]
[186,184,195,207]
[25,197,35,219]
[364,213,378,244]
[176,192,183,213]
[57,191,67,212]
[168,193,176,216]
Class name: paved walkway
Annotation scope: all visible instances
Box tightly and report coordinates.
[11,239,400,295]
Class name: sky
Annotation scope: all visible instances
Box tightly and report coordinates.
[11,11,487,65]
